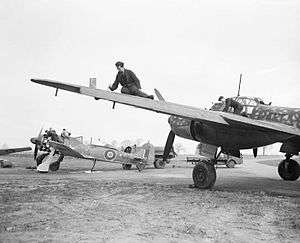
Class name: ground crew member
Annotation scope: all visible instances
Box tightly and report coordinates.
[61,129,71,142]
[109,61,154,99]
[219,96,243,115]
[46,129,62,143]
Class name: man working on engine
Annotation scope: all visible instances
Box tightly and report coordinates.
[219,96,243,115]
[109,61,154,99]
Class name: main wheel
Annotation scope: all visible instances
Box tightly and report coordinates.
[278,159,300,181]
[136,163,145,171]
[36,153,49,166]
[154,159,166,169]
[49,154,64,171]
[122,164,132,170]
[192,161,216,189]
[226,159,236,168]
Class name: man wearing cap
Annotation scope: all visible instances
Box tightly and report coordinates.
[109,61,154,99]
[61,129,71,142]
[219,96,243,115]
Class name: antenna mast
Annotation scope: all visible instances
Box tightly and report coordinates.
[237,73,242,97]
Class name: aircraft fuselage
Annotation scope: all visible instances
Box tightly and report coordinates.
[168,101,300,151]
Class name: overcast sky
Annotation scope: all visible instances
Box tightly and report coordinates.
[0,0,299,153]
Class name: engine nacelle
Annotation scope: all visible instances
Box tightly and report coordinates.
[280,138,300,155]
[168,116,194,140]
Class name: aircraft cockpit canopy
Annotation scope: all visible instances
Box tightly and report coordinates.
[210,96,270,116]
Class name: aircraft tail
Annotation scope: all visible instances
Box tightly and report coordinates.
[154,89,165,101]
[89,78,97,89]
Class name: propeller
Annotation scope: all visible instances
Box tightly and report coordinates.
[33,128,43,160]
[162,131,176,161]
[253,147,258,158]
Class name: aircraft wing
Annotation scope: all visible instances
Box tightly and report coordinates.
[0,147,31,156]
[31,79,300,137]
[48,141,91,159]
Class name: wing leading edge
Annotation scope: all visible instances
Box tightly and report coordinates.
[49,141,89,159]
[31,79,300,137]
[31,79,228,125]
[0,147,31,156]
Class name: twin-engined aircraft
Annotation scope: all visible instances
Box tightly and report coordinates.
[31,78,300,188]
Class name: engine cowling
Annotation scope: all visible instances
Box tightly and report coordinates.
[168,116,193,139]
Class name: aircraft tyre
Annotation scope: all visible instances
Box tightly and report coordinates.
[136,163,145,171]
[278,159,300,181]
[226,159,235,168]
[122,164,132,170]
[49,154,64,171]
[193,161,216,189]
[154,159,166,169]
[36,153,49,166]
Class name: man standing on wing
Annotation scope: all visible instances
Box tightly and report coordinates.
[109,61,154,99]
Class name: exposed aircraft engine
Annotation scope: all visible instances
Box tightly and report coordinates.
[168,116,195,140]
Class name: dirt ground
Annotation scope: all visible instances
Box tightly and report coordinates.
[0,154,299,242]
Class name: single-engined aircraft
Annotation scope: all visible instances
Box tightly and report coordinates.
[30,130,157,172]
[31,78,300,188]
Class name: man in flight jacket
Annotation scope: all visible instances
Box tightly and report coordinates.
[109,61,154,99]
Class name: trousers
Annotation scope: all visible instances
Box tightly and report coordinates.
[121,85,152,99]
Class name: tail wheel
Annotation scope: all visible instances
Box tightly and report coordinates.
[122,164,132,170]
[36,153,49,166]
[278,159,300,181]
[192,161,216,189]
[154,159,166,169]
[226,159,236,168]
[49,154,64,171]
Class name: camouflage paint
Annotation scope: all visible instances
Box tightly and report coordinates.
[250,106,300,129]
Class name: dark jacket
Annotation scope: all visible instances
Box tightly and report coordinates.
[110,69,141,91]
[224,98,243,112]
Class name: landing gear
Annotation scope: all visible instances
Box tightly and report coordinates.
[136,162,145,171]
[154,159,166,169]
[122,164,132,170]
[49,154,64,171]
[192,160,216,189]
[90,159,97,172]
[278,154,300,181]
[226,159,236,168]
[192,149,222,189]
[49,161,60,171]
[36,152,64,172]
[36,153,49,166]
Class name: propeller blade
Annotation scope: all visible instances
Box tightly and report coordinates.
[33,127,43,160]
[253,148,258,158]
[37,127,43,140]
[34,144,38,160]
[162,131,175,161]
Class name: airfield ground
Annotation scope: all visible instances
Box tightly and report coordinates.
[0,154,299,242]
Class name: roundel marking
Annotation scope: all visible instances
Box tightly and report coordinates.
[104,150,116,160]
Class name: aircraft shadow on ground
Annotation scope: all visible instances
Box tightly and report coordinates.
[213,176,300,197]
